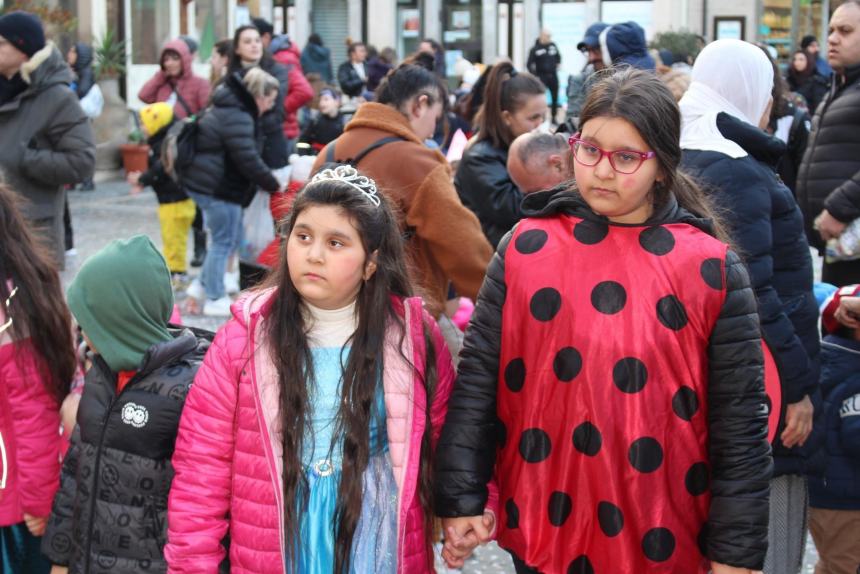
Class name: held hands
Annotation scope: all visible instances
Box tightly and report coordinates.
[440,512,495,569]
[814,209,847,241]
[835,296,860,329]
[22,513,47,536]
[781,394,814,448]
[711,562,762,574]
[50,566,69,574]
[126,171,143,195]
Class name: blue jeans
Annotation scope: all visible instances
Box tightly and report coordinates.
[188,192,242,300]
[1,523,51,574]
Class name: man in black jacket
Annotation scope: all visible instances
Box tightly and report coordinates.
[527,30,561,123]
[337,41,368,99]
[797,1,860,286]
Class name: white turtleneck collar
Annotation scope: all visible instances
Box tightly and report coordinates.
[303,300,358,348]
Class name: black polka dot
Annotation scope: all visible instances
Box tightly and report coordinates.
[612,357,648,394]
[519,428,552,463]
[498,419,507,449]
[685,462,710,496]
[554,347,583,382]
[672,386,699,421]
[598,501,624,537]
[656,295,688,330]
[628,437,664,473]
[639,226,675,256]
[574,219,609,245]
[697,523,709,556]
[765,393,773,415]
[515,229,549,254]
[700,258,723,290]
[591,281,627,315]
[567,556,595,574]
[506,498,519,529]
[548,491,573,527]
[572,422,602,456]
[530,287,562,322]
[504,358,526,392]
[642,528,676,562]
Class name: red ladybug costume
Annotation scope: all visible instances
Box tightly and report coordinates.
[434,191,772,574]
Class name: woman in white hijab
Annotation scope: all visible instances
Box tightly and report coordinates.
[679,39,822,574]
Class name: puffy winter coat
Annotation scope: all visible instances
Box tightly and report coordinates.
[138,40,211,119]
[270,36,314,140]
[434,189,772,572]
[181,73,279,206]
[527,40,561,78]
[455,139,523,248]
[312,103,492,316]
[337,61,367,98]
[164,291,495,573]
[255,59,290,168]
[0,43,95,266]
[71,42,95,100]
[0,302,63,527]
[808,335,860,510]
[41,329,211,573]
[682,112,823,476]
[789,72,830,116]
[796,63,860,252]
[139,125,188,204]
[300,42,333,84]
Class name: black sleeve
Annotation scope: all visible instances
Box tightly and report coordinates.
[455,149,524,244]
[298,117,316,145]
[705,249,772,570]
[222,114,279,192]
[553,43,561,66]
[41,428,82,565]
[526,47,537,75]
[337,63,364,97]
[697,156,814,404]
[823,166,860,224]
[433,229,511,517]
[788,110,810,175]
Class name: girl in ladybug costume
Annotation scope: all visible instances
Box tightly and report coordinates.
[434,68,772,573]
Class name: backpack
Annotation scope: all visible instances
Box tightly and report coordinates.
[161,110,205,183]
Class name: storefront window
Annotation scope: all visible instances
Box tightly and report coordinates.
[796,0,825,47]
[443,0,482,70]
[131,0,172,64]
[397,0,421,63]
[761,0,793,62]
[195,0,230,62]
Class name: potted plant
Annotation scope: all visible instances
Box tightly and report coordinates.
[119,117,150,173]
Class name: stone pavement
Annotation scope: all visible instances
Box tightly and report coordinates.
[62,178,821,573]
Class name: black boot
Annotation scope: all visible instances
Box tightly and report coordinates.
[191,229,207,267]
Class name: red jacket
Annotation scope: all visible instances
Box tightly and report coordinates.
[138,39,211,119]
[271,39,314,139]
[0,318,62,525]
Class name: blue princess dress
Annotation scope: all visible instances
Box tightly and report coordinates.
[294,302,399,573]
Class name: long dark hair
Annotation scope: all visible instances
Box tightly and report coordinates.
[376,60,446,116]
[475,61,545,149]
[228,24,275,74]
[0,184,75,404]
[579,67,730,242]
[263,170,438,572]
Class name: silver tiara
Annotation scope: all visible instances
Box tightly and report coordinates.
[0,286,18,335]
[308,165,381,207]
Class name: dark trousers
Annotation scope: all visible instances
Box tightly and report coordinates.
[63,195,73,251]
[0,523,52,574]
[540,73,560,123]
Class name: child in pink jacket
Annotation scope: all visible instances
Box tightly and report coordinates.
[0,183,77,573]
[165,166,498,573]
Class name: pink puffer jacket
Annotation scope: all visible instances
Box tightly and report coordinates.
[166,290,496,573]
[137,39,211,119]
[0,306,62,526]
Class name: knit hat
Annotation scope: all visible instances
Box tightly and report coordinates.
[0,11,46,58]
[67,235,174,372]
[819,283,859,334]
[139,102,174,137]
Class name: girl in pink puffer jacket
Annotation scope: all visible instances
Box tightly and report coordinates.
[0,183,77,573]
[165,166,498,574]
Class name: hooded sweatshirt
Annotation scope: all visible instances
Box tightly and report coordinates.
[599,22,655,71]
[66,235,174,372]
[71,42,95,99]
[137,39,211,119]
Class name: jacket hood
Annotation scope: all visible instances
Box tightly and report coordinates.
[74,42,94,71]
[303,42,330,62]
[20,43,73,88]
[67,235,174,373]
[213,72,259,116]
[161,38,194,80]
[600,22,655,70]
[521,184,716,236]
[270,34,300,57]
[715,112,786,168]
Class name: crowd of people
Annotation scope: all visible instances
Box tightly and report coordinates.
[2,2,860,574]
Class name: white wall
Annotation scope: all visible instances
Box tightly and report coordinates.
[367,0,397,50]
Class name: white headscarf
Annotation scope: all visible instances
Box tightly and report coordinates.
[679,39,774,158]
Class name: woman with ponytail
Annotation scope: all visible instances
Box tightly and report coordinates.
[455,61,548,247]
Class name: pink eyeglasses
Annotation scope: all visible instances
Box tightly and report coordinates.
[568,134,657,174]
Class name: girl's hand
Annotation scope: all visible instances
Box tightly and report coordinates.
[440,513,494,568]
[22,513,47,536]
[835,296,860,329]
[60,393,81,437]
[781,394,814,448]
[126,171,141,185]
[711,562,762,574]
[50,566,69,574]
